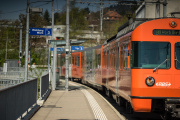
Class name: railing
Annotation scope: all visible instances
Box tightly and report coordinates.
[0,79,23,89]
[0,78,38,120]
[0,71,25,79]
[0,67,25,72]
[0,68,48,87]
[40,73,50,99]
[0,67,51,119]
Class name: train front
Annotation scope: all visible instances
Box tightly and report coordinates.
[130,18,180,116]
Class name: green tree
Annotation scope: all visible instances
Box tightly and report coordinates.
[56,7,89,39]
[0,20,21,66]
[44,9,50,25]
[84,7,90,14]
[18,13,48,66]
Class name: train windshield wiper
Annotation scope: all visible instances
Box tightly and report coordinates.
[153,59,169,72]
[175,58,180,65]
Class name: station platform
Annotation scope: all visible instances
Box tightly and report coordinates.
[31,79,125,120]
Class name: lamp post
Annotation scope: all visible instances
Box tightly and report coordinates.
[65,0,70,91]
[24,0,43,81]
[24,0,30,81]
[19,23,23,67]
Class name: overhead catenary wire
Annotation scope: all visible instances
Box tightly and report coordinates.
[0,1,51,15]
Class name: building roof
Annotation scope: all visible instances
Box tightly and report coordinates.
[104,11,122,20]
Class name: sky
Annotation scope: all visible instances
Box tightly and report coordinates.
[0,0,115,20]
[0,0,66,20]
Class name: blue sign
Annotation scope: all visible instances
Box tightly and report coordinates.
[71,46,83,51]
[50,46,83,52]
[30,28,52,36]
[50,48,64,52]
[57,48,64,52]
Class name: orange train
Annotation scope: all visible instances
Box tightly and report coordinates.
[60,18,180,117]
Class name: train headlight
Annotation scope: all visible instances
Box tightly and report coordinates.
[169,21,177,28]
[145,77,155,87]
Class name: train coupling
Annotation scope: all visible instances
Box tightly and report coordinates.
[165,99,180,118]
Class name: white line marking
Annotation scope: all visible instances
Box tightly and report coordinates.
[81,89,108,120]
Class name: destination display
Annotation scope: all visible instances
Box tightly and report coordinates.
[153,29,180,36]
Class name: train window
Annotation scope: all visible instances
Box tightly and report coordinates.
[114,50,115,68]
[75,56,77,66]
[103,52,106,67]
[60,56,63,66]
[72,56,74,66]
[96,54,98,68]
[131,42,171,69]
[107,51,109,69]
[120,46,124,69]
[116,47,119,70]
[78,56,80,67]
[124,45,128,70]
[69,56,71,66]
[109,50,112,68]
[81,55,83,67]
[175,42,180,69]
[112,50,113,68]
[62,57,65,66]
[98,54,101,68]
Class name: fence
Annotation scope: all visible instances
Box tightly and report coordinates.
[0,66,51,119]
[0,67,49,89]
[40,73,50,99]
[0,79,23,89]
[0,78,38,120]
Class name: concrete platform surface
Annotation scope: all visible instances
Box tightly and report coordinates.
[31,80,125,120]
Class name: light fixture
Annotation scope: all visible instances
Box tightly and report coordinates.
[145,76,155,87]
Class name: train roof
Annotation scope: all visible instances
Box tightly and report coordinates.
[104,18,154,45]
[83,45,102,52]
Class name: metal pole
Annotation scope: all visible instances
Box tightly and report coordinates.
[91,27,92,48]
[52,0,54,40]
[163,0,167,17]
[19,23,22,67]
[100,0,103,32]
[50,0,54,84]
[65,0,70,91]
[48,46,51,82]
[155,0,160,18]
[5,29,8,61]
[25,0,30,81]
[52,45,57,90]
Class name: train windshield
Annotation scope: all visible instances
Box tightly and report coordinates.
[175,42,180,69]
[131,42,170,69]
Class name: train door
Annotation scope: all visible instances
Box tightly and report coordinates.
[106,49,109,89]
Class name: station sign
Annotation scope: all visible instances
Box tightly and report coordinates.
[30,28,52,36]
[50,46,83,52]
[71,46,84,51]
[50,48,64,52]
